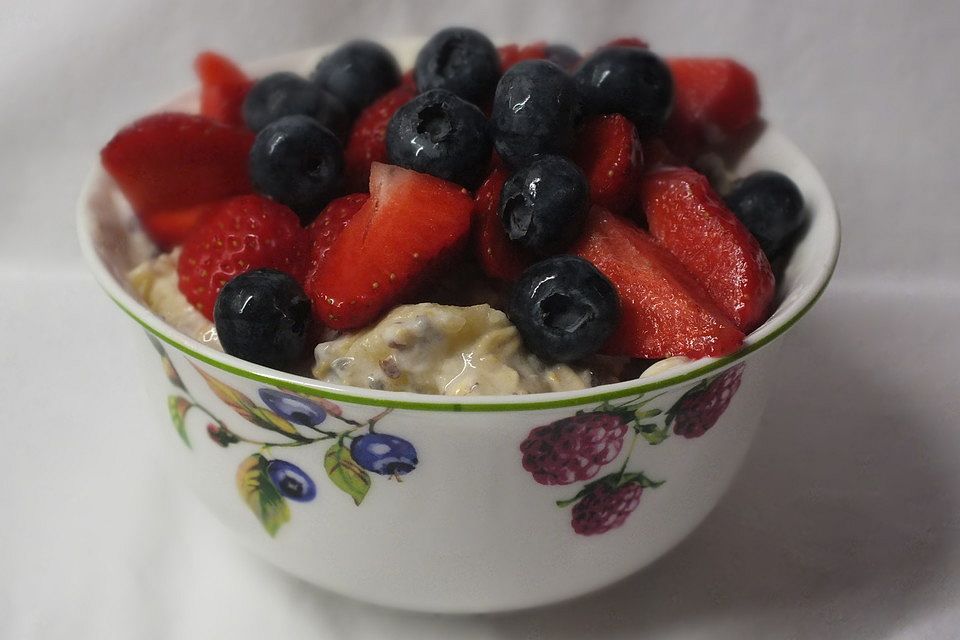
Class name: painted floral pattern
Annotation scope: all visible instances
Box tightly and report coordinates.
[147,334,416,537]
[520,364,746,536]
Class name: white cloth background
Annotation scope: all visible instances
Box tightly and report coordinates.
[2,1,959,638]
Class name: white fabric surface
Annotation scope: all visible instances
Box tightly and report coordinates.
[2,0,960,638]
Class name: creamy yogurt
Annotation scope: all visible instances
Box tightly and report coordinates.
[312,303,594,395]
[128,250,221,350]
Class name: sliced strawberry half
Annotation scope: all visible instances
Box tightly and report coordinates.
[306,193,370,274]
[572,114,642,214]
[663,58,760,159]
[101,112,254,218]
[473,167,532,282]
[639,167,774,332]
[572,206,744,358]
[194,51,252,127]
[342,84,417,193]
[306,163,474,329]
[138,201,218,252]
[498,42,549,71]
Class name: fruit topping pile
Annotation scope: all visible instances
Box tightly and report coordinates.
[100,28,808,387]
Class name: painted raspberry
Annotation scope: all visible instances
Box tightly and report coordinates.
[571,481,644,536]
[520,413,629,485]
[669,364,745,438]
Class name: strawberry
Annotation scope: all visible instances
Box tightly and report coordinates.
[306,163,474,329]
[572,114,642,214]
[571,206,744,358]
[663,58,760,159]
[178,195,309,320]
[641,138,682,171]
[498,42,548,71]
[138,201,218,252]
[194,51,252,127]
[101,112,254,218]
[640,167,774,332]
[605,37,649,49]
[472,167,532,282]
[342,84,417,192]
[306,193,369,273]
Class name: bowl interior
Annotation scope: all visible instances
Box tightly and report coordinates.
[77,41,840,409]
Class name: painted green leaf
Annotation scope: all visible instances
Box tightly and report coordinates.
[168,396,192,448]
[324,442,371,506]
[236,454,290,537]
[191,365,300,438]
[620,471,665,489]
[634,408,662,419]
[249,407,300,437]
[162,355,186,390]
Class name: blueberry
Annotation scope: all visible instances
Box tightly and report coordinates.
[258,389,326,427]
[266,460,317,502]
[385,89,491,188]
[414,27,500,105]
[499,155,589,254]
[544,44,581,71]
[214,268,312,370]
[491,60,580,166]
[310,40,401,115]
[350,433,418,476]
[575,47,673,138]
[249,115,343,222]
[242,72,350,139]
[508,256,619,363]
[725,171,806,258]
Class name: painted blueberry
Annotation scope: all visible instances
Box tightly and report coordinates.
[350,433,418,476]
[266,460,317,502]
[258,389,327,427]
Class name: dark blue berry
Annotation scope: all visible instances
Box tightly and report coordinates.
[310,40,401,115]
[242,72,350,139]
[249,115,343,222]
[544,44,581,71]
[575,47,673,138]
[214,269,312,370]
[385,89,491,189]
[499,155,589,255]
[491,60,580,167]
[350,433,418,476]
[508,256,620,363]
[414,27,500,105]
[266,460,317,502]
[258,389,327,427]
[724,171,806,258]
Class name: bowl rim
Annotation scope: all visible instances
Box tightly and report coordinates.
[77,46,841,413]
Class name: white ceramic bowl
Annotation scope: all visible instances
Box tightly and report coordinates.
[77,41,840,613]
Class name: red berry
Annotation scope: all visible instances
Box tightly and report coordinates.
[572,206,744,358]
[572,114,642,214]
[571,481,644,535]
[605,37,649,49]
[137,201,219,252]
[305,163,474,329]
[194,51,252,127]
[306,193,369,274]
[670,364,745,438]
[498,41,549,71]
[472,167,532,282]
[520,413,629,486]
[100,112,254,230]
[663,58,760,159]
[342,84,418,192]
[640,167,775,332]
[178,195,309,320]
